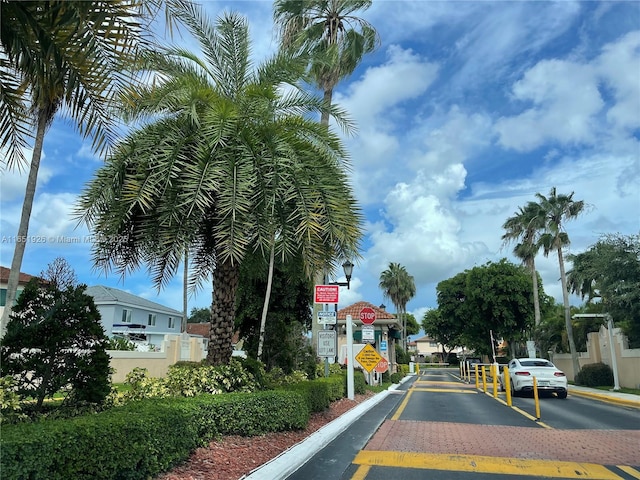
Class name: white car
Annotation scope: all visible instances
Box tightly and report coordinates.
[500,358,568,399]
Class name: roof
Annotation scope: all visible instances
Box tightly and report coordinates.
[336,301,397,322]
[186,323,210,337]
[85,285,183,317]
[414,335,437,343]
[0,266,40,285]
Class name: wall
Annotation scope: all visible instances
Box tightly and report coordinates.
[552,325,640,389]
[108,333,207,383]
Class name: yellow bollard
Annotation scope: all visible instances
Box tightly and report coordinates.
[416,363,420,375]
[533,376,540,420]
[504,366,512,406]
[492,364,498,398]
[481,365,487,393]
[474,364,479,389]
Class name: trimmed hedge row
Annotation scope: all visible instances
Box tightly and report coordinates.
[0,390,309,480]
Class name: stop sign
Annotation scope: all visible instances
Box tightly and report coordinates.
[375,358,389,373]
[359,306,376,325]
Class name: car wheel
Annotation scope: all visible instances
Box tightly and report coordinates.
[556,390,568,399]
[510,381,518,397]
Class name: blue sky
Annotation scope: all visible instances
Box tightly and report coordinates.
[1,1,639,323]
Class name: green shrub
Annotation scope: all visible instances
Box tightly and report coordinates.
[286,380,331,412]
[389,372,403,384]
[575,362,614,387]
[0,390,309,479]
[106,337,136,351]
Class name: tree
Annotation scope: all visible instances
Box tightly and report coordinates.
[0,0,185,336]
[567,233,640,347]
[379,262,416,350]
[403,312,420,337]
[0,278,111,411]
[422,308,463,355]
[274,0,380,127]
[502,202,545,327]
[77,6,362,365]
[187,307,212,324]
[436,260,535,358]
[40,257,78,290]
[536,187,585,376]
[274,0,379,353]
[235,249,314,373]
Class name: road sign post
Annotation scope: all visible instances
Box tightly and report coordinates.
[346,314,354,400]
[317,330,336,357]
[355,343,382,373]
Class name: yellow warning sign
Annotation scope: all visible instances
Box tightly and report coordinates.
[355,343,382,373]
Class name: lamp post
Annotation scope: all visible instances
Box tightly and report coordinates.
[322,261,353,378]
[572,313,621,391]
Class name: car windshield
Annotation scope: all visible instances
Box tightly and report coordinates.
[520,360,553,367]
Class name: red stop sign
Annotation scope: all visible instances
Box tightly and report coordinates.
[359,307,376,325]
[375,358,389,373]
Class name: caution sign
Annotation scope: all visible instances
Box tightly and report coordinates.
[355,343,382,373]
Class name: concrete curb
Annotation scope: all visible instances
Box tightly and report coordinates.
[242,377,412,480]
[569,388,640,408]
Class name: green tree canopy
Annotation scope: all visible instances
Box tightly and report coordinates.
[567,233,640,347]
[436,259,537,357]
[187,307,212,324]
[77,6,362,365]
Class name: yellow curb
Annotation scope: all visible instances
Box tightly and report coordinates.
[569,389,640,408]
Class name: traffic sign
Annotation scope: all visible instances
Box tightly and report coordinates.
[317,311,337,324]
[359,306,376,325]
[374,358,389,373]
[317,330,336,357]
[361,325,375,343]
[355,343,382,372]
[315,285,339,304]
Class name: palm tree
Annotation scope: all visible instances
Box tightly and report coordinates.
[274,0,380,127]
[0,0,186,336]
[275,0,378,353]
[77,6,363,365]
[535,187,585,377]
[501,201,545,327]
[379,262,416,350]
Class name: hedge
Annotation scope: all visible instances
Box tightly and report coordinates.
[0,390,309,480]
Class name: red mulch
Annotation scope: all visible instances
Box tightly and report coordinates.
[156,391,375,480]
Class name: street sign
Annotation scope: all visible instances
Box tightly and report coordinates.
[374,358,389,373]
[317,311,337,324]
[380,340,388,351]
[355,343,382,372]
[315,285,339,304]
[361,325,375,343]
[359,306,376,325]
[317,330,336,357]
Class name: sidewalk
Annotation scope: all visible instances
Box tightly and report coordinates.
[568,384,640,408]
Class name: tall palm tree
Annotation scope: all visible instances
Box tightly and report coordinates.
[501,201,545,327]
[379,262,416,350]
[274,0,380,127]
[536,187,585,377]
[0,0,187,336]
[275,0,379,353]
[77,6,363,365]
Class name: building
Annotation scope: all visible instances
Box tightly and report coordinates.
[334,301,402,372]
[0,266,43,335]
[85,285,183,347]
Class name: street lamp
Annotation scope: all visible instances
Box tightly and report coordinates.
[572,313,621,391]
[329,260,354,289]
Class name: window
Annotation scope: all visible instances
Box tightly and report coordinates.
[148,314,156,326]
[0,288,6,307]
[121,309,132,323]
[168,317,175,329]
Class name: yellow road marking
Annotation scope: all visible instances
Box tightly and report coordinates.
[353,451,623,479]
[618,465,640,479]
[351,464,370,480]
[415,380,465,386]
[413,388,477,394]
[391,390,412,420]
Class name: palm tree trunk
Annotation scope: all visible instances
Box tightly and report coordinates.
[320,89,333,126]
[182,250,188,332]
[558,248,580,376]
[530,259,541,326]
[1,109,48,337]
[207,258,240,365]
[257,239,276,360]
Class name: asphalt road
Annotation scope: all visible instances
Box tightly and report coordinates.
[285,368,640,480]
